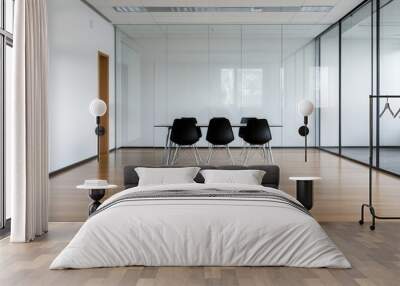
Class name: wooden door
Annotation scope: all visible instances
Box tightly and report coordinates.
[98,52,109,159]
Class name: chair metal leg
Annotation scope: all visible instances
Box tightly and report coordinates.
[239,141,247,157]
[226,146,235,165]
[171,146,180,165]
[163,127,172,164]
[194,145,202,164]
[243,146,251,165]
[166,142,174,165]
[262,144,268,163]
[192,145,199,165]
[268,143,275,164]
[207,145,214,164]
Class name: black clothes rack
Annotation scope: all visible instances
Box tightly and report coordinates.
[359,95,400,230]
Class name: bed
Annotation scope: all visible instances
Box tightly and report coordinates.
[50,165,350,269]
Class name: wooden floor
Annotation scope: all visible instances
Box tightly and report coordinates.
[1,148,400,285]
[1,222,400,286]
[50,148,400,222]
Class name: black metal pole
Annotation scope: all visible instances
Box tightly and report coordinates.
[96,116,100,162]
[369,96,373,207]
[304,116,308,162]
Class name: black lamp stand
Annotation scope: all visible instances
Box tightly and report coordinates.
[95,116,105,161]
[298,116,310,162]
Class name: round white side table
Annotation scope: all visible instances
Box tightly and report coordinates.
[76,183,118,215]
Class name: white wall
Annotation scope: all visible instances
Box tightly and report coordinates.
[116,25,320,147]
[47,0,115,172]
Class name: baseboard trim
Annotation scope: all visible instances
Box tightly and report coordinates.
[49,148,116,177]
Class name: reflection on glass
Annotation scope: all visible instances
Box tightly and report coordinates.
[320,25,340,153]
[341,2,371,164]
[242,69,263,107]
[220,68,235,105]
[379,0,400,175]
[115,24,324,147]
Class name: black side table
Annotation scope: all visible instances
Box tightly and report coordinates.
[289,177,321,210]
[88,189,106,215]
[77,184,118,215]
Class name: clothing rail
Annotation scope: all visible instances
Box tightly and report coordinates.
[359,94,400,230]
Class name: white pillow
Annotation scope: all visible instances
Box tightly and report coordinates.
[135,167,201,186]
[200,169,266,185]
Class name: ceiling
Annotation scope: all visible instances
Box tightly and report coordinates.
[86,0,366,25]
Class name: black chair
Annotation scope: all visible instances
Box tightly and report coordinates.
[181,117,202,139]
[206,117,235,164]
[242,119,274,165]
[238,117,257,157]
[169,119,202,165]
[238,117,257,139]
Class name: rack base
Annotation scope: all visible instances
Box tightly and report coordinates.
[359,203,400,231]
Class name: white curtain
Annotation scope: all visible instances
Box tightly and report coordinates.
[10,0,49,242]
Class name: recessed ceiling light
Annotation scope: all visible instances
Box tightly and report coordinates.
[112,6,334,13]
[301,6,333,13]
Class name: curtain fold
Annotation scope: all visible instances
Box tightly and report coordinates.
[10,0,49,242]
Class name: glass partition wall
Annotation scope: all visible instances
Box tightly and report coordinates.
[379,0,400,174]
[317,0,400,176]
[341,1,372,164]
[319,25,340,154]
[115,24,325,148]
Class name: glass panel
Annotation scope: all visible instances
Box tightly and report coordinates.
[5,0,14,33]
[166,25,209,126]
[115,25,167,147]
[5,43,11,220]
[242,25,282,146]
[0,0,2,30]
[209,25,241,146]
[115,24,325,149]
[319,25,340,153]
[341,2,372,164]
[379,0,400,174]
[0,37,3,228]
[282,25,322,147]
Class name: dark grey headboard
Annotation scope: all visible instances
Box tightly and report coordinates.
[124,165,280,189]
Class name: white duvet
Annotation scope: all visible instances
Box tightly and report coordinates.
[50,183,351,269]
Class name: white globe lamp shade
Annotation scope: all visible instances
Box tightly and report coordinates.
[89,99,107,117]
[297,100,314,116]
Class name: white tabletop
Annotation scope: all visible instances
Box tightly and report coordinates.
[289,177,321,181]
[76,184,118,190]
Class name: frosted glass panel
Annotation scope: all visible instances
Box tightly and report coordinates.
[116,24,325,147]
[167,26,209,122]
[241,25,283,145]
[341,3,371,164]
[209,25,242,145]
[283,26,318,147]
[320,26,340,151]
[379,0,400,174]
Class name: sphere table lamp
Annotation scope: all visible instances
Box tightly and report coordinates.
[89,99,107,161]
[297,99,314,162]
